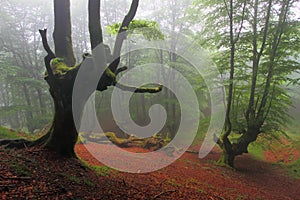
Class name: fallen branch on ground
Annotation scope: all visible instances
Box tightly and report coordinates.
[153,190,177,199]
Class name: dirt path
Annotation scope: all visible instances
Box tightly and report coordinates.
[0,142,299,199]
[76,143,300,200]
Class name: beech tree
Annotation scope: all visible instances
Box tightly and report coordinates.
[195,0,300,167]
[0,0,161,157]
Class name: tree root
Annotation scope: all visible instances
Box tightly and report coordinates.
[0,131,50,150]
[0,139,32,149]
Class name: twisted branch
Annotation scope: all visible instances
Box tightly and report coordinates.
[108,0,139,73]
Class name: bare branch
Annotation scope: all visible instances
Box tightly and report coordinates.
[115,66,128,75]
[233,0,247,44]
[262,84,276,123]
[108,0,139,73]
[153,190,177,200]
[257,0,272,59]
[223,0,230,19]
[257,0,290,118]
[39,29,55,79]
[39,29,55,58]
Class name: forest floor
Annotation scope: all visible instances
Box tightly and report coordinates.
[0,129,300,199]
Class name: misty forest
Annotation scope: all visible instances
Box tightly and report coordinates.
[0,0,299,199]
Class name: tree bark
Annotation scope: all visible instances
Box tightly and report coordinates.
[0,0,162,158]
[53,0,76,66]
[217,0,247,168]
[257,0,290,121]
[218,127,259,168]
[43,70,79,157]
[22,83,34,132]
[88,0,103,50]
[109,0,139,73]
[36,88,46,115]
[218,151,235,167]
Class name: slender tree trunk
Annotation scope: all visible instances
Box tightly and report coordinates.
[13,113,21,129]
[257,0,289,121]
[22,83,34,132]
[218,0,246,167]
[216,0,235,167]
[36,88,46,115]
[170,83,176,138]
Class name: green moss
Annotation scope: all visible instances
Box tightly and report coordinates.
[84,179,95,187]
[227,132,266,160]
[105,68,116,81]
[0,126,20,139]
[196,188,206,193]
[49,58,76,76]
[91,166,113,177]
[164,132,171,143]
[167,178,182,187]
[0,126,38,141]
[248,142,265,160]
[78,132,108,144]
[69,175,81,184]
[104,132,132,146]
[10,161,31,177]
[285,158,300,179]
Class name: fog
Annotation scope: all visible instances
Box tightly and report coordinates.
[0,0,299,133]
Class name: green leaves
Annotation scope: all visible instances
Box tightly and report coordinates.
[107,19,165,41]
[191,0,300,138]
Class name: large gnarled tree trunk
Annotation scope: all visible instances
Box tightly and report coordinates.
[41,0,140,157]
[0,0,161,158]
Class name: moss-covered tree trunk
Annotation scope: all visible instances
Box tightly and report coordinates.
[41,0,77,157]
[218,151,235,167]
[43,71,79,157]
[218,127,260,168]
[30,28,81,157]
[0,0,163,158]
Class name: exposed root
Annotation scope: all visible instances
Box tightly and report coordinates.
[0,139,32,149]
[0,131,50,150]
